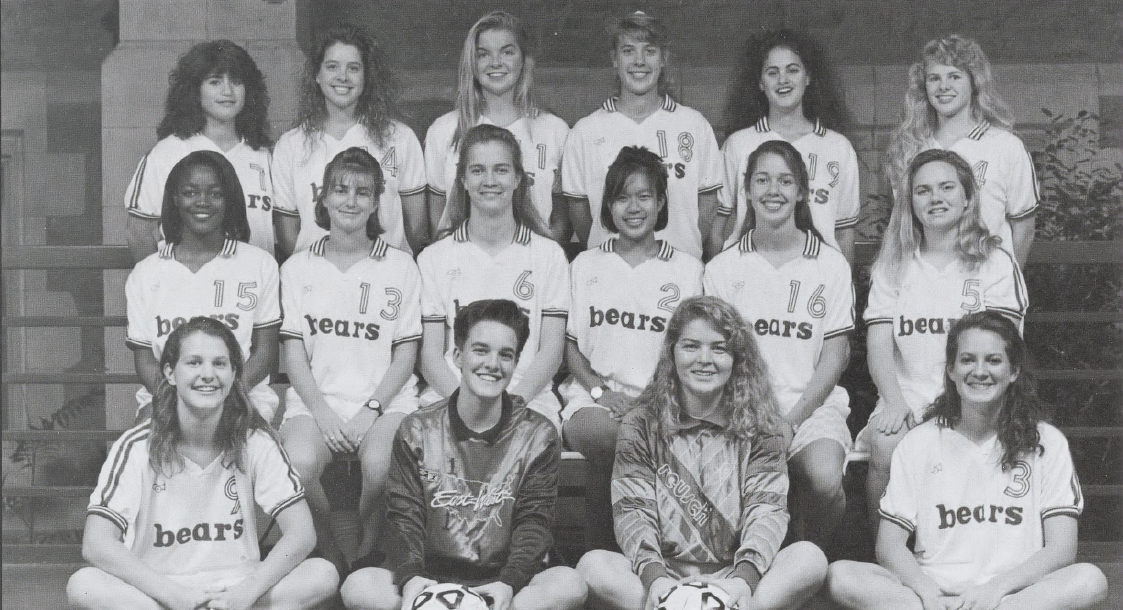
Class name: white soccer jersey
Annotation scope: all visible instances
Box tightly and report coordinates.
[562,96,723,259]
[272,122,426,254]
[424,110,570,227]
[705,231,854,413]
[567,239,703,396]
[280,236,422,421]
[721,118,860,250]
[417,222,570,415]
[880,421,1082,590]
[864,248,1028,417]
[87,424,304,576]
[922,122,1039,253]
[125,239,282,416]
[124,134,277,254]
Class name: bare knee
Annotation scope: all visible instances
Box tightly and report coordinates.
[576,549,635,594]
[67,567,106,609]
[273,558,339,610]
[1061,563,1108,607]
[285,441,329,481]
[518,566,587,610]
[825,560,866,600]
[341,567,398,610]
[793,456,845,502]
[563,410,618,461]
[784,541,828,579]
[67,567,154,610]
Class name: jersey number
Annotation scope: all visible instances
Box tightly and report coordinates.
[380,148,398,177]
[1003,460,1032,498]
[972,161,989,186]
[381,288,402,321]
[961,279,982,312]
[359,282,371,314]
[805,154,841,187]
[513,270,534,300]
[787,281,827,318]
[213,281,258,311]
[657,283,682,314]
[248,163,268,190]
[536,144,547,170]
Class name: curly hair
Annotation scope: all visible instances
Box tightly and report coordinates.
[609,11,675,98]
[295,24,402,150]
[872,149,998,287]
[886,35,1014,195]
[313,147,386,239]
[453,298,531,355]
[736,139,824,243]
[924,311,1045,471]
[599,146,669,234]
[157,40,272,150]
[161,151,251,245]
[635,296,784,442]
[442,124,551,239]
[725,28,848,133]
[148,317,273,477]
[453,11,540,148]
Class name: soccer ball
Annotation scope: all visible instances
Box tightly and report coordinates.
[410,583,490,610]
[655,581,733,610]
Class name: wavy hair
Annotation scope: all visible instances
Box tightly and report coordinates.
[872,149,997,287]
[453,298,531,355]
[725,28,848,133]
[157,40,271,150]
[148,317,272,477]
[442,124,551,239]
[295,24,402,150]
[161,151,250,244]
[313,147,386,239]
[453,11,539,148]
[609,11,675,98]
[737,139,823,242]
[886,35,1014,195]
[600,146,669,234]
[636,296,784,441]
[924,311,1045,471]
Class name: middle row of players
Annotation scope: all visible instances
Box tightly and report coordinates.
[125,122,1027,567]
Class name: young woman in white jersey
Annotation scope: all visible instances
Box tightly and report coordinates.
[561,146,703,551]
[68,317,337,610]
[418,124,569,429]
[886,36,1037,266]
[861,149,1027,532]
[126,151,281,423]
[705,139,854,548]
[717,29,859,262]
[425,10,570,242]
[124,40,277,260]
[279,148,422,573]
[829,312,1107,610]
[273,25,427,257]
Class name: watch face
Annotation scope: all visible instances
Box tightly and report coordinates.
[590,386,604,400]
[366,400,382,413]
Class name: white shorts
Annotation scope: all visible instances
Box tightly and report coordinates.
[165,565,252,590]
[557,376,642,422]
[281,386,419,424]
[788,386,852,458]
[851,396,912,461]
[664,557,738,581]
[137,380,279,422]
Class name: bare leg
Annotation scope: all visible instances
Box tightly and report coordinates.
[512,566,587,610]
[341,567,400,610]
[280,416,343,571]
[251,558,340,610]
[562,409,621,551]
[789,439,847,549]
[996,563,1107,610]
[67,567,164,610]
[866,428,907,534]
[826,560,923,610]
[356,411,407,559]
[576,549,644,610]
[749,541,827,610]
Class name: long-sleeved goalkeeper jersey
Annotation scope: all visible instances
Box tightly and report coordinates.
[612,406,789,590]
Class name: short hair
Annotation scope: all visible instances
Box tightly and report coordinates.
[738,139,822,242]
[453,299,530,356]
[609,11,673,96]
[161,150,250,244]
[313,147,386,239]
[158,40,272,150]
[600,146,669,233]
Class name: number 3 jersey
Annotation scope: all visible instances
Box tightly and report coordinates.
[279,236,422,420]
[864,248,1027,417]
[125,240,282,416]
[87,424,304,576]
[880,421,1082,589]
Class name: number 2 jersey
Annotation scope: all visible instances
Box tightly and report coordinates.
[279,236,422,420]
[87,423,304,576]
[880,421,1082,589]
[864,247,1028,417]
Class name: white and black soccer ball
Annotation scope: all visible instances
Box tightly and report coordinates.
[655,581,733,610]
[410,583,490,610]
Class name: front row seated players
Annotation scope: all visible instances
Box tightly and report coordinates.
[828,312,1107,610]
[342,299,587,610]
[578,296,827,610]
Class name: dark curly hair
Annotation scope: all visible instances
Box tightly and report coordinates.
[161,151,250,244]
[453,298,531,355]
[600,146,669,234]
[148,317,273,476]
[924,311,1045,471]
[725,29,848,134]
[295,24,402,149]
[157,40,272,150]
[737,139,824,243]
[313,147,386,239]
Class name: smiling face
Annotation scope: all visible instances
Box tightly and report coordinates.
[759,46,809,113]
[199,72,246,124]
[316,42,364,112]
[674,318,734,405]
[949,328,1019,409]
[910,160,967,235]
[324,171,378,235]
[475,27,523,98]
[609,171,663,242]
[175,164,227,239]
[613,34,664,97]
[747,152,800,228]
[463,139,521,216]
[925,61,973,121]
[454,320,519,400]
[164,331,235,412]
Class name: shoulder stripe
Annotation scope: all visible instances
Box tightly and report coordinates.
[969,121,992,140]
[878,509,915,533]
[128,155,149,210]
[98,425,150,509]
[813,118,826,137]
[369,237,389,260]
[514,223,532,246]
[803,231,822,258]
[657,240,675,261]
[755,117,769,133]
[454,221,470,242]
[738,230,755,253]
[603,97,618,113]
[310,236,329,256]
[221,238,238,258]
[599,238,616,253]
[159,242,175,259]
[661,95,677,112]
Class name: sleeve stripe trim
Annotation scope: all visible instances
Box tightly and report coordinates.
[273,207,301,217]
[865,317,893,326]
[542,311,569,318]
[561,191,587,200]
[422,315,447,323]
[988,306,1025,320]
[269,492,306,519]
[279,330,303,339]
[823,326,856,339]
[391,334,422,346]
[878,510,915,533]
[125,338,152,350]
[427,186,447,197]
[399,185,427,196]
[253,319,283,330]
[1007,204,1039,220]
[698,184,723,194]
[565,333,578,342]
[1042,507,1082,519]
[88,506,129,534]
[126,209,161,220]
[834,217,860,228]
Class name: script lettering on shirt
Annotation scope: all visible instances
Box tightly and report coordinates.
[588,306,667,333]
[303,315,380,340]
[431,484,516,513]
[157,314,239,337]
[936,503,1023,529]
[657,463,712,526]
[898,316,958,337]
[752,318,813,340]
[153,519,243,547]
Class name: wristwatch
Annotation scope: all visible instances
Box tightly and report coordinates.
[364,399,383,415]
[589,385,606,400]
